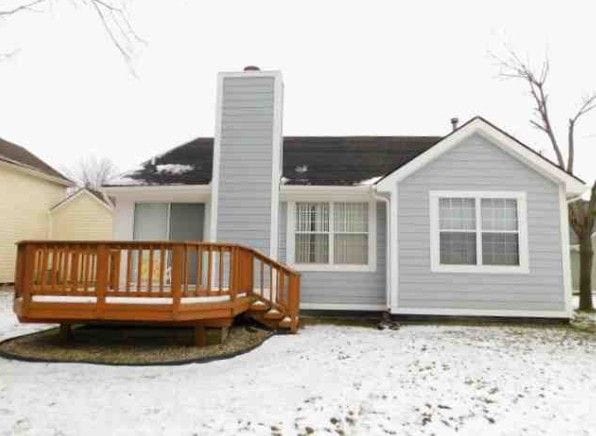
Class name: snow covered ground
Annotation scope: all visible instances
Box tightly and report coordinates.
[1,289,595,436]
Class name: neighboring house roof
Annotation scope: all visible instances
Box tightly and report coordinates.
[50,187,113,213]
[0,137,72,185]
[375,117,586,196]
[105,136,442,187]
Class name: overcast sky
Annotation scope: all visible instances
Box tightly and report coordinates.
[0,0,594,183]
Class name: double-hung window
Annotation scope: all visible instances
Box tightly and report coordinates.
[289,201,375,271]
[429,191,528,273]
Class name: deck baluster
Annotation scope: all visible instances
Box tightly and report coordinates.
[13,241,301,334]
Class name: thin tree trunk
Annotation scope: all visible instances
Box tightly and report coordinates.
[578,233,594,311]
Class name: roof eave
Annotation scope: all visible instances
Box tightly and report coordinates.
[375,117,588,196]
[0,158,73,187]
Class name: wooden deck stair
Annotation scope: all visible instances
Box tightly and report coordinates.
[13,241,301,343]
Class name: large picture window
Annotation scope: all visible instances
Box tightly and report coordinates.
[430,192,528,273]
[289,201,375,271]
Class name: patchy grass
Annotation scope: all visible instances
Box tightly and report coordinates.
[571,310,596,333]
[301,311,379,328]
[0,324,272,365]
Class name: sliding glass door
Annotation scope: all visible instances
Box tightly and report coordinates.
[169,204,204,242]
[133,204,169,241]
[133,203,205,285]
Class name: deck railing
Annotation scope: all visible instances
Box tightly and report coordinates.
[14,241,300,330]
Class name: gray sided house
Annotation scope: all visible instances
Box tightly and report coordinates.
[104,68,587,318]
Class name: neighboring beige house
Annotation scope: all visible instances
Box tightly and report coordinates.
[0,137,113,283]
[49,188,113,240]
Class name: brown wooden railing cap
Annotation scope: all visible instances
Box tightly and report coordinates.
[15,240,301,276]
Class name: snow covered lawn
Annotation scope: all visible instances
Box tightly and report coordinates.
[1,289,595,436]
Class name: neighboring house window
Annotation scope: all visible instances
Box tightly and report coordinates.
[288,201,375,271]
[430,192,529,273]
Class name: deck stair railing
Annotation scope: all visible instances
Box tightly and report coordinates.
[14,241,300,332]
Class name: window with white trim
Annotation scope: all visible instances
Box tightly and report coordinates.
[295,202,330,263]
[430,192,528,273]
[291,201,374,270]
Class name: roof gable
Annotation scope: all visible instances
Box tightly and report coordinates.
[375,117,586,196]
[50,188,113,213]
[0,137,72,185]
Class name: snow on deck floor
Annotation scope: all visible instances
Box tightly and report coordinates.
[0,290,595,436]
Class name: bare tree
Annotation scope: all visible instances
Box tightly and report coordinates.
[66,156,118,189]
[493,48,596,311]
[0,0,144,73]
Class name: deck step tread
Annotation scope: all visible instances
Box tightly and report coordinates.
[263,308,284,320]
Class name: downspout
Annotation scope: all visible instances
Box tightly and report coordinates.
[373,189,392,310]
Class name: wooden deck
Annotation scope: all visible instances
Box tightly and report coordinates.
[13,241,301,342]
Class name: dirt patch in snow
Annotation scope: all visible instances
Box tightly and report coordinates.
[571,310,596,333]
[0,323,272,366]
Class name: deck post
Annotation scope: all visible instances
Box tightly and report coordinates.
[194,325,207,347]
[59,323,73,342]
[14,243,26,299]
[21,244,36,307]
[288,274,301,333]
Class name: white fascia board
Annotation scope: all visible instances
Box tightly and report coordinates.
[209,72,224,242]
[375,118,587,196]
[280,185,373,201]
[104,184,211,203]
[268,72,284,259]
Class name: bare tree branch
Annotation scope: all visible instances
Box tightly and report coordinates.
[494,46,596,310]
[0,0,45,16]
[567,94,596,173]
[89,0,131,63]
[64,156,118,189]
[492,49,566,169]
[0,48,20,60]
[1,0,144,74]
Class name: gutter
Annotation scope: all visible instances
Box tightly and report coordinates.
[373,188,392,311]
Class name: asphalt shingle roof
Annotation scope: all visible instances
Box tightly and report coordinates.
[0,137,71,183]
[106,136,442,187]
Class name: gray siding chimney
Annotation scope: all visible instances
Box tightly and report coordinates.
[209,69,283,258]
